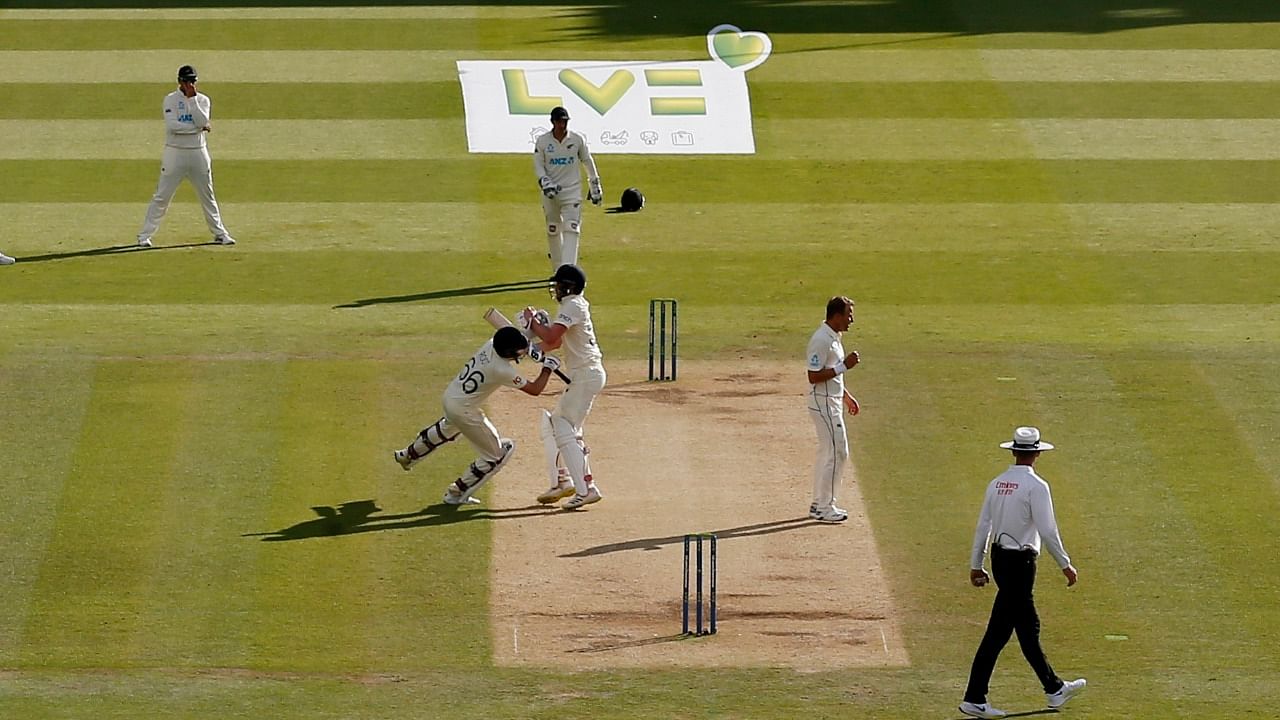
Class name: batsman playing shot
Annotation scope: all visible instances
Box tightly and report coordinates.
[533,106,602,271]
[522,264,607,510]
[393,327,563,506]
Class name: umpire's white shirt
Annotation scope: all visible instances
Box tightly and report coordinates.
[442,340,526,413]
[163,90,210,149]
[806,323,845,412]
[969,465,1072,570]
[533,130,598,200]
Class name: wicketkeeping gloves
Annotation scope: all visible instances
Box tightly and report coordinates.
[588,178,603,205]
[539,176,560,199]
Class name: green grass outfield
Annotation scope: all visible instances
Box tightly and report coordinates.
[1,3,1279,718]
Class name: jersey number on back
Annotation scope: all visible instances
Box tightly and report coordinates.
[458,359,485,395]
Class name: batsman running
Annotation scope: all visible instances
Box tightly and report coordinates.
[533,106,602,271]
[523,264,607,509]
[393,326,563,506]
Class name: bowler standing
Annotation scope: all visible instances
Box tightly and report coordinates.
[806,295,861,524]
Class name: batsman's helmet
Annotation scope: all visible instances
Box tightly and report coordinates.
[551,263,586,296]
[493,326,529,360]
[177,65,198,83]
[620,187,645,212]
[550,106,570,121]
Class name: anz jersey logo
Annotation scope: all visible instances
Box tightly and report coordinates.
[178,114,193,123]
[549,157,574,165]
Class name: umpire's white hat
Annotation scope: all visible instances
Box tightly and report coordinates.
[1000,426,1054,452]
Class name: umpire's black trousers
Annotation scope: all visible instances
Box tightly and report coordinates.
[963,545,1063,703]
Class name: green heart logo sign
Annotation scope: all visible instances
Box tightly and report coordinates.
[707,24,772,72]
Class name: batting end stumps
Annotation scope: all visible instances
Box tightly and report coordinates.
[648,298,678,381]
[682,533,717,636]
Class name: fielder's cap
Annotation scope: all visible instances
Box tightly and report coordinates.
[1000,426,1055,452]
[177,65,198,82]
[550,106,570,121]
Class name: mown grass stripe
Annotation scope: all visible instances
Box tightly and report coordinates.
[132,359,286,668]
[754,81,1280,120]
[0,355,95,665]
[0,248,1276,307]
[14,118,1274,161]
[7,158,1280,204]
[0,50,690,84]
[245,359,391,671]
[0,18,594,51]
[17,360,193,668]
[6,201,1280,256]
[1106,359,1280,663]
[0,120,466,160]
[1,6,580,20]
[10,81,1280,121]
[755,49,1280,82]
[8,49,1280,85]
[0,82,464,120]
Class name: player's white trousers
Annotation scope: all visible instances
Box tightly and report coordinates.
[809,404,849,512]
[542,193,583,270]
[443,399,504,463]
[551,364,606,494]
[138,145,230,242]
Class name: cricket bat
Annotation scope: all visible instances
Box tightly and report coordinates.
[483,307,571,384]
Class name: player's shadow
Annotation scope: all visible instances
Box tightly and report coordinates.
[243,499,556,541]
[334,278,549,309]
[560,517,819,557]
[14,242,212,263]
[951,711,1058,719]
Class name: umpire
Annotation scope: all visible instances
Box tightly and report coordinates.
[959,426,1086,719]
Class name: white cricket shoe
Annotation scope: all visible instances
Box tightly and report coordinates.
[808,504,822,520]
[442,489,480,506]
[214,235,236,245]
[137,238,153,248]
[959,701,1007,719]
[0,253,15,265]
[393,449,415,471]
[1046,678,1086,709]
[815,508,848,524]
[562,485,602,510]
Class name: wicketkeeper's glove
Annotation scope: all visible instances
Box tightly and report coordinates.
[539,176,560,199]
[588,178,603,206]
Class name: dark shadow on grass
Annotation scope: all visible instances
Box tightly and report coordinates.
[4,2,1277,39]
[560,517,817,557]
[334,277,549,309]
[243,498,558,541]
[14,242,212,263]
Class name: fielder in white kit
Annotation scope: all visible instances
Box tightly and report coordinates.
[394,326,563,506]
[806,295,861,524]
[137,65,235,248]
[523,264,607,510]
[533,106,601,271]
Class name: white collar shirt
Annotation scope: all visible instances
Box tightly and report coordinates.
[806,323,844,411]
[969,464,1072,570]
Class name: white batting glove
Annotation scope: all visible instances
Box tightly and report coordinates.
[540,353,562,372]
[528,345,545,362]
[588,178,603,206]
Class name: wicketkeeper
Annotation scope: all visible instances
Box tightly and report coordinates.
[532,106,602,271]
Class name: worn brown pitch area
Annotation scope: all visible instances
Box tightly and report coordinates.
[483,360,908,670]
